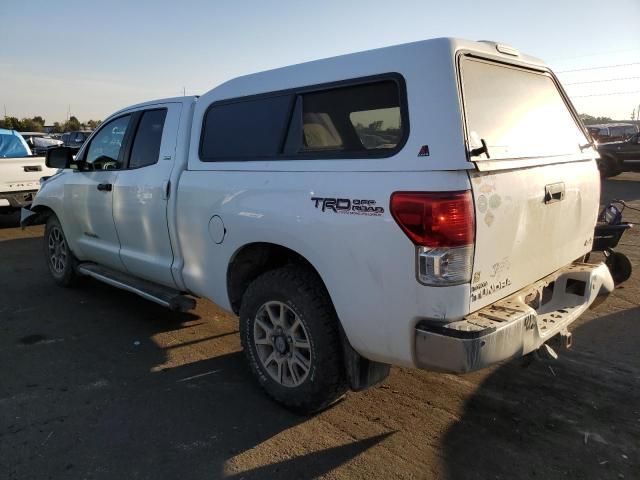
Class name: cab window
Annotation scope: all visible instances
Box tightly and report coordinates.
[128,109,167,169]
[85,115,131,170]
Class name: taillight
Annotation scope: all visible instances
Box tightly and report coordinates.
[390,191,475,286]
[390,191,474,247]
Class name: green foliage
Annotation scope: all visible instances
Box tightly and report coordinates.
[0,115,102,133]
[579,113,613,125]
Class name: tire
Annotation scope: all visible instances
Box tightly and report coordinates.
[43,214,78,287]
[597,156,621,178]
[606,251,632,285]
[239,265,347,413]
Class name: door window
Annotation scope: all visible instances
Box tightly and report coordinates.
[85,115,131,170]
[129,109,167,169]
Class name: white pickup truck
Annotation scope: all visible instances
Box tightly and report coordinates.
[22,38,613,412]
[0,129,58,213]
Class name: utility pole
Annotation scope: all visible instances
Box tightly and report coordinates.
[183,86,186,97]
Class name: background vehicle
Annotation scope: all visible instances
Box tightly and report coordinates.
[588,123,638,144]
[596,131,640,177]
[23,38,612,412]
[0,128,59,214]
[61,130,92,148]
[19,132,64,155]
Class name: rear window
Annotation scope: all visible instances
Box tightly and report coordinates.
[200,76,406,161]
[461,57,588,160]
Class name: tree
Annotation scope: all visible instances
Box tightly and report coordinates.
[579,113,612,125]
[65,116,81,131]
[0,114,100,132]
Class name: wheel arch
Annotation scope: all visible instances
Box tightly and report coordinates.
[21,204,57,227]
[228,241,391,392]
[226,242,332,316]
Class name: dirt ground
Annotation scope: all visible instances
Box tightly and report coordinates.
[1,172,638,480]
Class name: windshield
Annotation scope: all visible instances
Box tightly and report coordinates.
[461,56,589,160]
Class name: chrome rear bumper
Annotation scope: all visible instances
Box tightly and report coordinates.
[415,262,614,373]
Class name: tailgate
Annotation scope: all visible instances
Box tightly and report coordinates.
[0,157,53,193]
[458,53,600,310]
[469,161,599,310]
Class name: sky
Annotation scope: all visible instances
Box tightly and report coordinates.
[1,0,639,123]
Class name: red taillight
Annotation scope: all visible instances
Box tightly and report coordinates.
[390,191,475,247]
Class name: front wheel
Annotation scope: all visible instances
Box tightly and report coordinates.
[44,214,78,287]
[239,266,347,413]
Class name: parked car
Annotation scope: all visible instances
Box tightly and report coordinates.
[588,123,638,144]
[19,132,64,155]
[597,131,640,177]
[22,38,612,412]
[62,130,92,148]
[0,129,59,214]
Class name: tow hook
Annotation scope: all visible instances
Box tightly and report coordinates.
[540,329,573,359]
[548,328,573,350]
[522,329,573,367]
[537,343,558,360]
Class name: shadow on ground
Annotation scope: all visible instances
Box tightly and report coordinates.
[0,211,20,229]
[0,236,388,479]
[441,305,640,480]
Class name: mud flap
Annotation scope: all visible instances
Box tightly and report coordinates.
[340,328,390,391]
[20,207,47,229]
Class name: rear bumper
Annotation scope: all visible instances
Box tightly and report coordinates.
[415,262,614,373]
[0,190,37,209]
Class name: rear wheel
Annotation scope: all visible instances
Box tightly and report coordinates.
[44,215,78,287]
[239,265,347,413]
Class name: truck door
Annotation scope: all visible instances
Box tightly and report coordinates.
[112,103,182,288]
[62,114,132,271]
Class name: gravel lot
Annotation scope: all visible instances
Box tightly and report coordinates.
[1,172,638,480]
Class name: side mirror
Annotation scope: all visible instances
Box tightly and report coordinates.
[45,146,75,169]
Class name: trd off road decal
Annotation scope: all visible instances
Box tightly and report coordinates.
[311,197,384,216]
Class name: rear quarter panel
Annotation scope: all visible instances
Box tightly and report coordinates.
[176,169,471,367]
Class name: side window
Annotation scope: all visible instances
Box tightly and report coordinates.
[300,81,402,153]
[199,76,406,161]
[129,109,167,169]
[201,95,293,160]
[85,115,131,170]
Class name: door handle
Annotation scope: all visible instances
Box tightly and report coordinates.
[544,182,565,204]
[97,183,112,192]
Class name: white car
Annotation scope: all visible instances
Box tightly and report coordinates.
[0,129,59,213]
[23,38,613,412]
